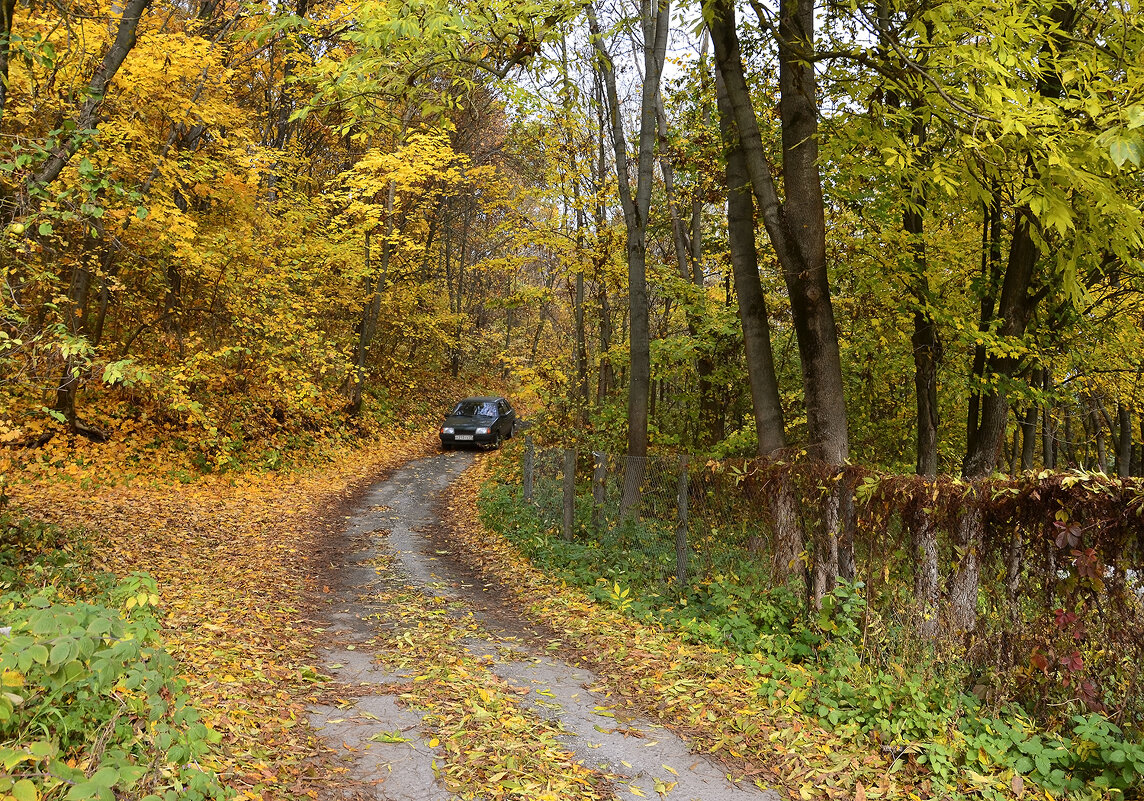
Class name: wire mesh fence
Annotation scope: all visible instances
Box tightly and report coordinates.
[511,435,1144,728]
[521,441,772,597]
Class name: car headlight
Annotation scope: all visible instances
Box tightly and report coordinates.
[442,426,454,434]
[476,427,490,434]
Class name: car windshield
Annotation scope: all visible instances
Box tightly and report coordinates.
[452,401,499,417]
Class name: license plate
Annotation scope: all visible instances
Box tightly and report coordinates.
[455,434,474,441]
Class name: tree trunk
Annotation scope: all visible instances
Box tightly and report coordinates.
[910,501,939,639]
[1139,416,1144,476]
[715,72,786,457]
[1021,402,1039,471]
[589,0,670,517]
[966,192,1003,461]
[52,262,107,441]
[774,0,848,468]
[1009,426,1021,476]
[1063,408,1077,467]
[1117,402,1132,478]
[561,33,591,422]
[913,308,940,476]
[22,0,154,207]
[715,67,802,583]
[963,209,1040,479]
[1092,406,1108,474]
[949,503,983,633]
[963,0,1079,477]
[709,0,850,603]
[1042,368,1055,469]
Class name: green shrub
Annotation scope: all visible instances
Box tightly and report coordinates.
[0,572,228,801]
[479,478,1144,797]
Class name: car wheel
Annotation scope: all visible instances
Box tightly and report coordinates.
[492,433,503,450]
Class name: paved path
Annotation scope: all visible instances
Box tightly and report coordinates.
[308,452,781,801]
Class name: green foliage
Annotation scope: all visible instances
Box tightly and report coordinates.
[478,477,1144,796]
[0,509,106,601]
[0,512,227,801]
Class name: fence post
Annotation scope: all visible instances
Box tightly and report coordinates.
[675,455,689,588]
[592,452,607,530]
[563,448,576,541]
[523,436,534,503]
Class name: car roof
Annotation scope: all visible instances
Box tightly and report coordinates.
[456,396,505,403]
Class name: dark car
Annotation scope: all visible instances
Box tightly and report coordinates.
[440,396,516,450]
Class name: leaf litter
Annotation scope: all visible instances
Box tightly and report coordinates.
[5,431,438,799]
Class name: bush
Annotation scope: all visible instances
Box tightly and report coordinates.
[0,572,228,801]
[479,478,1144,797]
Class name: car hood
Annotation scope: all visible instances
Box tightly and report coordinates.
[443,414,496,427]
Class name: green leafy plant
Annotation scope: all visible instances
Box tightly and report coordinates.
[0,574,228,801]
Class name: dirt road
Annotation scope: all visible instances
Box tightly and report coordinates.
[307,452,781,801]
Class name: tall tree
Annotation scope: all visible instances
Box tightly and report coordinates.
[588,0,670,514]
[708,0,852,602]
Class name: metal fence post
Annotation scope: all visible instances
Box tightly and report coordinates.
[675,455,689,588]
[563,448,576,541]
[592,452,607,530]
[523,435,534,502]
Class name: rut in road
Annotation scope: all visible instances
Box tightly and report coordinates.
[307,452,782,801]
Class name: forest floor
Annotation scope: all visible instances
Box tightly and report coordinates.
[5,431,441,799]
[6,434,788,800]
[306,450,783,801]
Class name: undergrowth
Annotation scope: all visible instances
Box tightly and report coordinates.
[0,366,517,487]
[0,506,228,801]
[479,480,1144,798]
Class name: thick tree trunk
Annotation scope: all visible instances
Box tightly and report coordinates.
[1117,403,1132,478]
[715,73,786,458]
[709,0,847,465]
[709,0,850,603]
[949,503,983,633]
[774,0,848,467]
[716,68,802,582]
[910,501,939,639]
